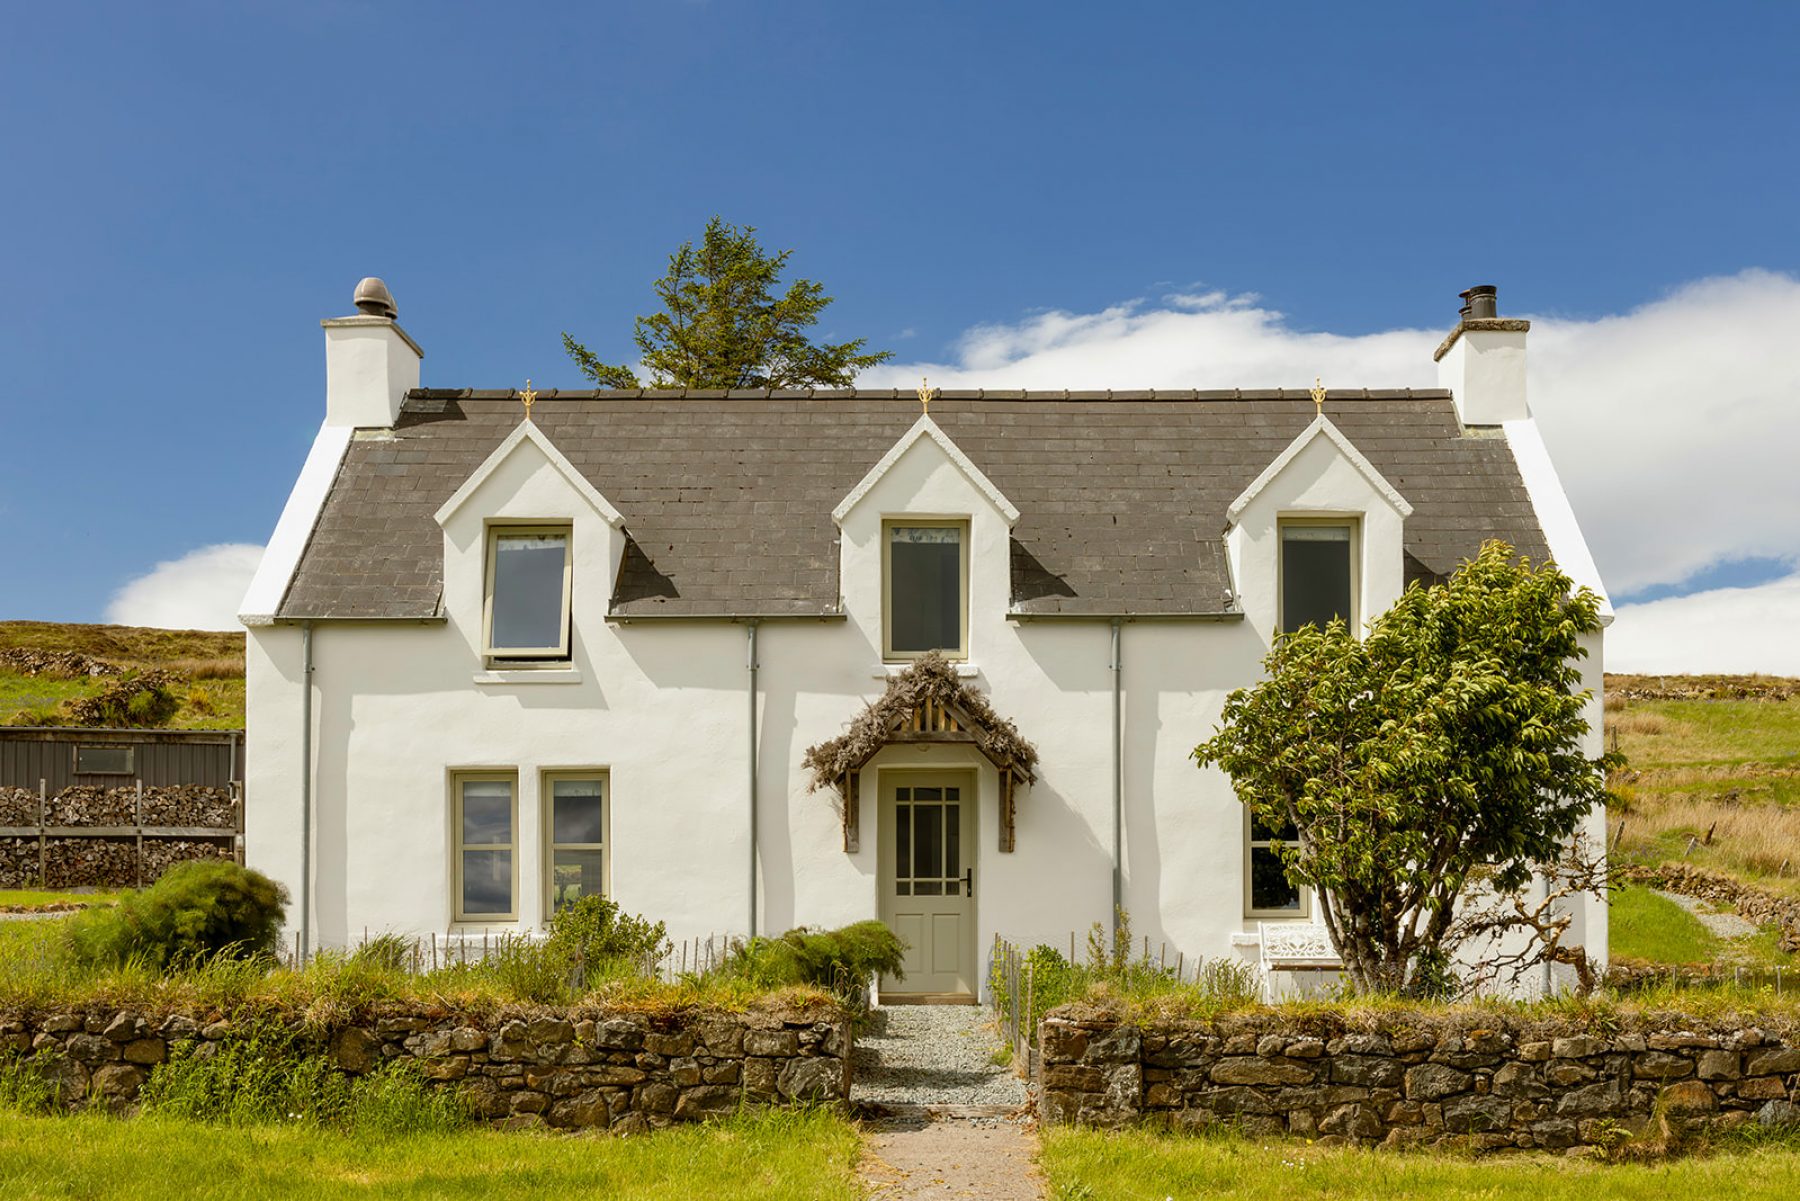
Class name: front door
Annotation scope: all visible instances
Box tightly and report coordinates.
[879,772,977,999]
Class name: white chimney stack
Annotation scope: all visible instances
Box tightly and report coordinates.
[322,277,422,429]
[1434,284,1529,425]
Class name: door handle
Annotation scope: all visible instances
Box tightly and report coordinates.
[963,867,974,900]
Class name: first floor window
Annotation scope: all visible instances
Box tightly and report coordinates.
[484,525,573,659]
[1280,520,1355,634]
[1247,812,1305,917]
[454,774,517,921]
[884,519,969,660]
[546,773,607,913]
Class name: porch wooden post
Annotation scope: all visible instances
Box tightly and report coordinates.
[1000,766,1016,853]
[842,771,861,853]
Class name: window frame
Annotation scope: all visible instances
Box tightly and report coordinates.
[481,522,574,660]
[73,745,134,775]
[1244,807,1311,920]
[542,769,610,918]
[881,516,971,663]
[451,770,520,924]
[1276,515,1360,636]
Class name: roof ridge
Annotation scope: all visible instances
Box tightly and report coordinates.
[404,386,1450,403]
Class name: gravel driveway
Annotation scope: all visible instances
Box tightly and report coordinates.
[852,1004,1028,1108]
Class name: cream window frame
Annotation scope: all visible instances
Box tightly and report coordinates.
[1276,516,1360,636]
[1244,807,1312,920]
[452,771,520,923]
[882,517,971,662]
[482,523,574,659]
[542,770,610,917]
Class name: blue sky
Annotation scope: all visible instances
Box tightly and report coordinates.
[3,2,1798,667]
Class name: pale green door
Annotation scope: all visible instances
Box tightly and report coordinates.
[879,773,977,998]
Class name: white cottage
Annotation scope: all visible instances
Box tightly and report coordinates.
[239,280,1611,1000]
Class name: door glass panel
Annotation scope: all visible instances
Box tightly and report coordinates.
[895,802,912,880]
[915,804,942,879]
[945,803,961,879]
[914,880,943,896]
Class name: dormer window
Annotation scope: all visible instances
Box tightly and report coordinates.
[484,525,573,659]
[1279,520,1356,634]
[884,519,968,661]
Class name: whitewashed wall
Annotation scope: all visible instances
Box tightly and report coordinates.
[244,415,1608,995]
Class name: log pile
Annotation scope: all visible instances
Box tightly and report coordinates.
[43,837,136,888]
[141,785,235,829]
[1608,674,1800,703]
[141,839,234,881]
[45,786,137,827]
[0,786,36,827]
[0,838,37,888]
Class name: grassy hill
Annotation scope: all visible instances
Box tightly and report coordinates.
[1606,673,1800,971]
[0,620,244,729]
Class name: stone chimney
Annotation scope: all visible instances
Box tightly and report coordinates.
[1434,284,1529,425]
[322,277,423,428]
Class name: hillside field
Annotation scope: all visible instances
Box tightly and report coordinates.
[0,621,244,730]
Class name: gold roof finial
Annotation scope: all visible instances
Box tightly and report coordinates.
[917,376,935,415]
[519,379,538,422]
[1311,376,1327,416]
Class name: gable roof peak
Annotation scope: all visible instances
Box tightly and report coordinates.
[433,418,625,528]
[1226,413,1413,524]
[831,413,1020,526]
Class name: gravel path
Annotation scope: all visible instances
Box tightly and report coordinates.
[860,1119,1044,1200]
[1657,888,1759,939]
[852,1005,1028,1108]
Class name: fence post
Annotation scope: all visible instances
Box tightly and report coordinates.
[135,780,145,889]
[1025,957,1035,1070]
[37,779,47,889]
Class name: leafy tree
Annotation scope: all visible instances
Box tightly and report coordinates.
[563,216,892,388]
[1192,542,1618,996]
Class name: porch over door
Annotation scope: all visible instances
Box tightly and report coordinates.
[879,773,976,1000]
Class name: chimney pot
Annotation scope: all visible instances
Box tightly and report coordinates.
[1460,284,1498,320]
[353,277,398,319]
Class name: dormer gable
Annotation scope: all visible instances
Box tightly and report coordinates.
[434,419,624,529]
[1227,414,1412,526]
[1225,413,1413,641]
[832,414,1019,528]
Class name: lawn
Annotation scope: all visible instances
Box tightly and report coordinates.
[0,889,121,912]
[1039,1127,1800,1200]
[1609,885,1722,964]
[0,1108,864,1201]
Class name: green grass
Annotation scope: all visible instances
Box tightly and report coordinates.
[1610,886,1723,965]
[0,1108,863,1201]
[0,889,121,911]
[1040,1126,1800,1200]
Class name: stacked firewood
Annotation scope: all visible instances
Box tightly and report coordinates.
[44,837,136,888]
[0,787,36,827]
[141,838,234,882]
[141,784,236,829]
[45,786,137,827]
[0,838,37,888]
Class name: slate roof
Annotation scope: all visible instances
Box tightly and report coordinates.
[277,389,1551,621]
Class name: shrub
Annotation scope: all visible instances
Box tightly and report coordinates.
[718,920,906,993]
[62,669,182,727]
[66,860,288,969]
[545,894,669,981]
[0,1051,63,1114]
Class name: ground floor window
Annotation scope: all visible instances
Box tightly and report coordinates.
[454,773,518,921]
[1246,811,1306,917]
[545,772,608,913]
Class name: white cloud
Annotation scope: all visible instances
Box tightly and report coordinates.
[865,272,1800,673]
[1610,574,1800,675]
[105,544,265,632]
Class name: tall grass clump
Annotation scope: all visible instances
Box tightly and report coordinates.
[0,1052,63,1114]
[66,861,287,970]
[714,921,906,998]
[140,1022,463,1133]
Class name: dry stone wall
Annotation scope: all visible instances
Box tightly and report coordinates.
[0,1003,850,1133]
[1039,1011,1800,1150]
